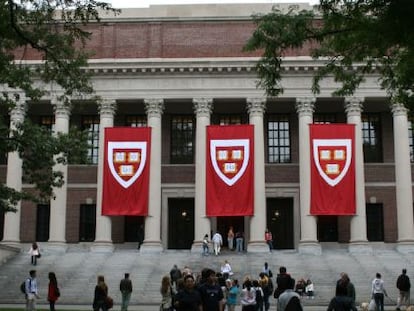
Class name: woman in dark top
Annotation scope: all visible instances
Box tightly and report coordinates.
[93,275,108,311]
[327,280,357,311]
[174,274,202,311]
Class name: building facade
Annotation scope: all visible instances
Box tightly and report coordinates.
[1,3,414,253]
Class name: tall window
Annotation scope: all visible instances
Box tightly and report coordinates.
[126,115,147,127]
[313,114,336,124]
[267,114,291,163]
[362,113,383,162]
[82,116,100,164]
[39,115,55,132]
[170,115,194,164]
[408,115,414,162]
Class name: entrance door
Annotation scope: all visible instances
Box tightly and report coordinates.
[317,216,338,241]
[124,216,144,242]
[36,204,50,242]
[168,198,194,249]
[217,216,244,248]
[366,203,384,241]
[266,198,294,249]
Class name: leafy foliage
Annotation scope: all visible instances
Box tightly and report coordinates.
[244,0,414,106]
[0,1,117,212]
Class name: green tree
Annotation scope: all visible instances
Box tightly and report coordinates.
[244,0,414,107]
[0,0,116,212]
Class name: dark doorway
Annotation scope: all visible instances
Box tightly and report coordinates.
[267,198,294,249]
[217,216,244,248]
[168,198,194,249]
[0,208,4,241]
[124,216,145,242]
[79,204,96,242]
[366,203,384,241]
[317,216,338,241]
[36,204,50,242]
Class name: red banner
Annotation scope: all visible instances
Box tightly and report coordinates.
[102,127,151,216]
[206,125,254,216]
[310,124,356,215]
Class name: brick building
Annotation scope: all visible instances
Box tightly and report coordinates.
[1,3,413,254]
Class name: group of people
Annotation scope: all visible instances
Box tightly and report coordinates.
[22,270,59,311]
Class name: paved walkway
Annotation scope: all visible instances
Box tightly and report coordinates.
[0,243,412,310]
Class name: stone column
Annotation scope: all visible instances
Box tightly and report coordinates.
[191,98,213,253]
[296,97,321,255]
[345,97,371,253]
[391,103,414,252]
[246,98,269,252]
[141,99,164,253]
[92,99,116,252]
[2,94,26,247]
[48,98,70,251]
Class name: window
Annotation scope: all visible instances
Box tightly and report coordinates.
[313,114,336,124]
[215,114,246,125]
[362,113,383,162]
[408,115,414,162]
[170,115,194,164]
[79,204,96,242]
[82,116,100,164]
[39,115,55,132]
[267,115,291,163]
[125,115,147,127]
[36,204,50,242]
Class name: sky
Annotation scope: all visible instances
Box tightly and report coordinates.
[107,0,320,9]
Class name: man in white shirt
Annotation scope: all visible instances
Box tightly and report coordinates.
[25,270,39,311]
[212,231,223,256]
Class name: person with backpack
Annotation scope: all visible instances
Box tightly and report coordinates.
[396,268,411,310]
[277,278,303,311]
[253,280,264,311]
[25,270,39,311]
[48,272,60,311]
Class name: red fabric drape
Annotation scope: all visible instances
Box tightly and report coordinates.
[310,124,356,215]
[206,125,254,216]
[102,127,151,216]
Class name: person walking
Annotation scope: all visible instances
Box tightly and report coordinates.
[119,273,133,311]
[265,229,273,251]
[327,278,356,311]
[277,278,303,311]
[47,272,59,311]
[174,274,202,311]
[396,268,411,310]
[371,272,388,311]
[236,231,244,252]
[25,270,39,311]
[212,231,223,256]
[198,268,225,311]
[93,275,108,311]
[202,234,210,256]
[28,242,40,266]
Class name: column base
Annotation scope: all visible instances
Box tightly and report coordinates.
[247,240,269,253]
[45,242,68,253]
[140,240,163,253]
[0,240,22,250]
[191,241,203,254]
[91,241,114,253]
[396,240,414,253]
[348,240,372,254]
[298,240,321,255]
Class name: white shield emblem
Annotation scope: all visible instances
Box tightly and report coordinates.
[107,141,147,189]
[313,139,352,187]
[210,139,249,186]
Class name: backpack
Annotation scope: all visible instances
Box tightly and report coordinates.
[20,279,30,295]
[255,288,263,304]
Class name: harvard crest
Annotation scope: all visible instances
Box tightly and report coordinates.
[210,139,250,186]
[312,139,352,187]
[107,141,147,188]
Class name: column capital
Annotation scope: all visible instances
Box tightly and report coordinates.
[344,97,364,116]
[9,96,26,122]
[144,99,164,118]
[391,102,408,117]
[246,98,266,116]
[52,98,71,118]
[295,97,315,116]
[193,98,213,117]
[98,99,117,117]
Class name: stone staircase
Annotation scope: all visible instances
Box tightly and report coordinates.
[0,243,412,308]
